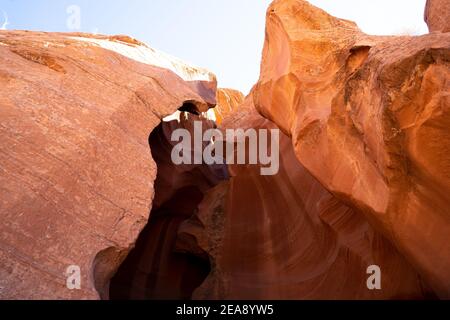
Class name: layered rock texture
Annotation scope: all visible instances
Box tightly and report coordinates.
[253,0,450,298]
[214,88,245,124]
[0,0,449,300]
[0,31,216,299]
[109,115,228,300]
[180,96,434,299]
[425,0,450,33]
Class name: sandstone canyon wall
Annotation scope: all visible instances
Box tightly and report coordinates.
[425,0,450,33]
[0,31,216,299]
[109,114,228,300]
[214,88,245,124]
[0,0,449,300]
[179,96,434,299]
[252,0,450,298]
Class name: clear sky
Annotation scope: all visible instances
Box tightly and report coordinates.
[0,0,428,94]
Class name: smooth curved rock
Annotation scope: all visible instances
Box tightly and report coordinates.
[0,30,217,299]
[425,0,450,33]
[179,96,433,299]
[253,0,450,298]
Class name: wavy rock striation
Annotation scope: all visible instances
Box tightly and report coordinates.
[179,95,434,299]
[252,0,450,298]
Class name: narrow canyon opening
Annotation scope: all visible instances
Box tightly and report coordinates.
[108,109,228,300]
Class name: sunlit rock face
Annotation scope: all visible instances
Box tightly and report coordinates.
[214,88,245,124]
[252,0,450,298]
[178,94,434,300]
[0,30,217,299]
[425,0,450,33]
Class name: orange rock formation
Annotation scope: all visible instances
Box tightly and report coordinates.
[0,31,216,299]
[0,0,449,300]
[179,96,435,299]
[425,0,450,33]
[253,0,450,298]
[214,88,245,124]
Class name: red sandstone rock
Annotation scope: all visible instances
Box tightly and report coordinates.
[178,95,433,299]
[109,115,228,300]
[1,0,449,301]
[0,30,216,299]
[214,88,245,124]
[425,0,450,33]
[253,0,450,298]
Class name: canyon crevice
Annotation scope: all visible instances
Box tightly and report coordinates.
[180,95,436,299]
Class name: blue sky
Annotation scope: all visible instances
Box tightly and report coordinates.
[0,0,428,94]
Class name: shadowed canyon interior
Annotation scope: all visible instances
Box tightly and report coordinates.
[109,185,211,300]
[109,114,228,299]
[110,102,436,300]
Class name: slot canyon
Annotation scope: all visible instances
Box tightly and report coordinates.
[109,113,228,300]
[0,0,449,300]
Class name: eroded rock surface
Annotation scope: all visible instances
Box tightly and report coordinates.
[179,95,433,299]
[214,88,245,124]
[109,115,228,300]
[253,0,450,297]
[1,0,449,301]
[0,30,217,299]
[425,0,450,33]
